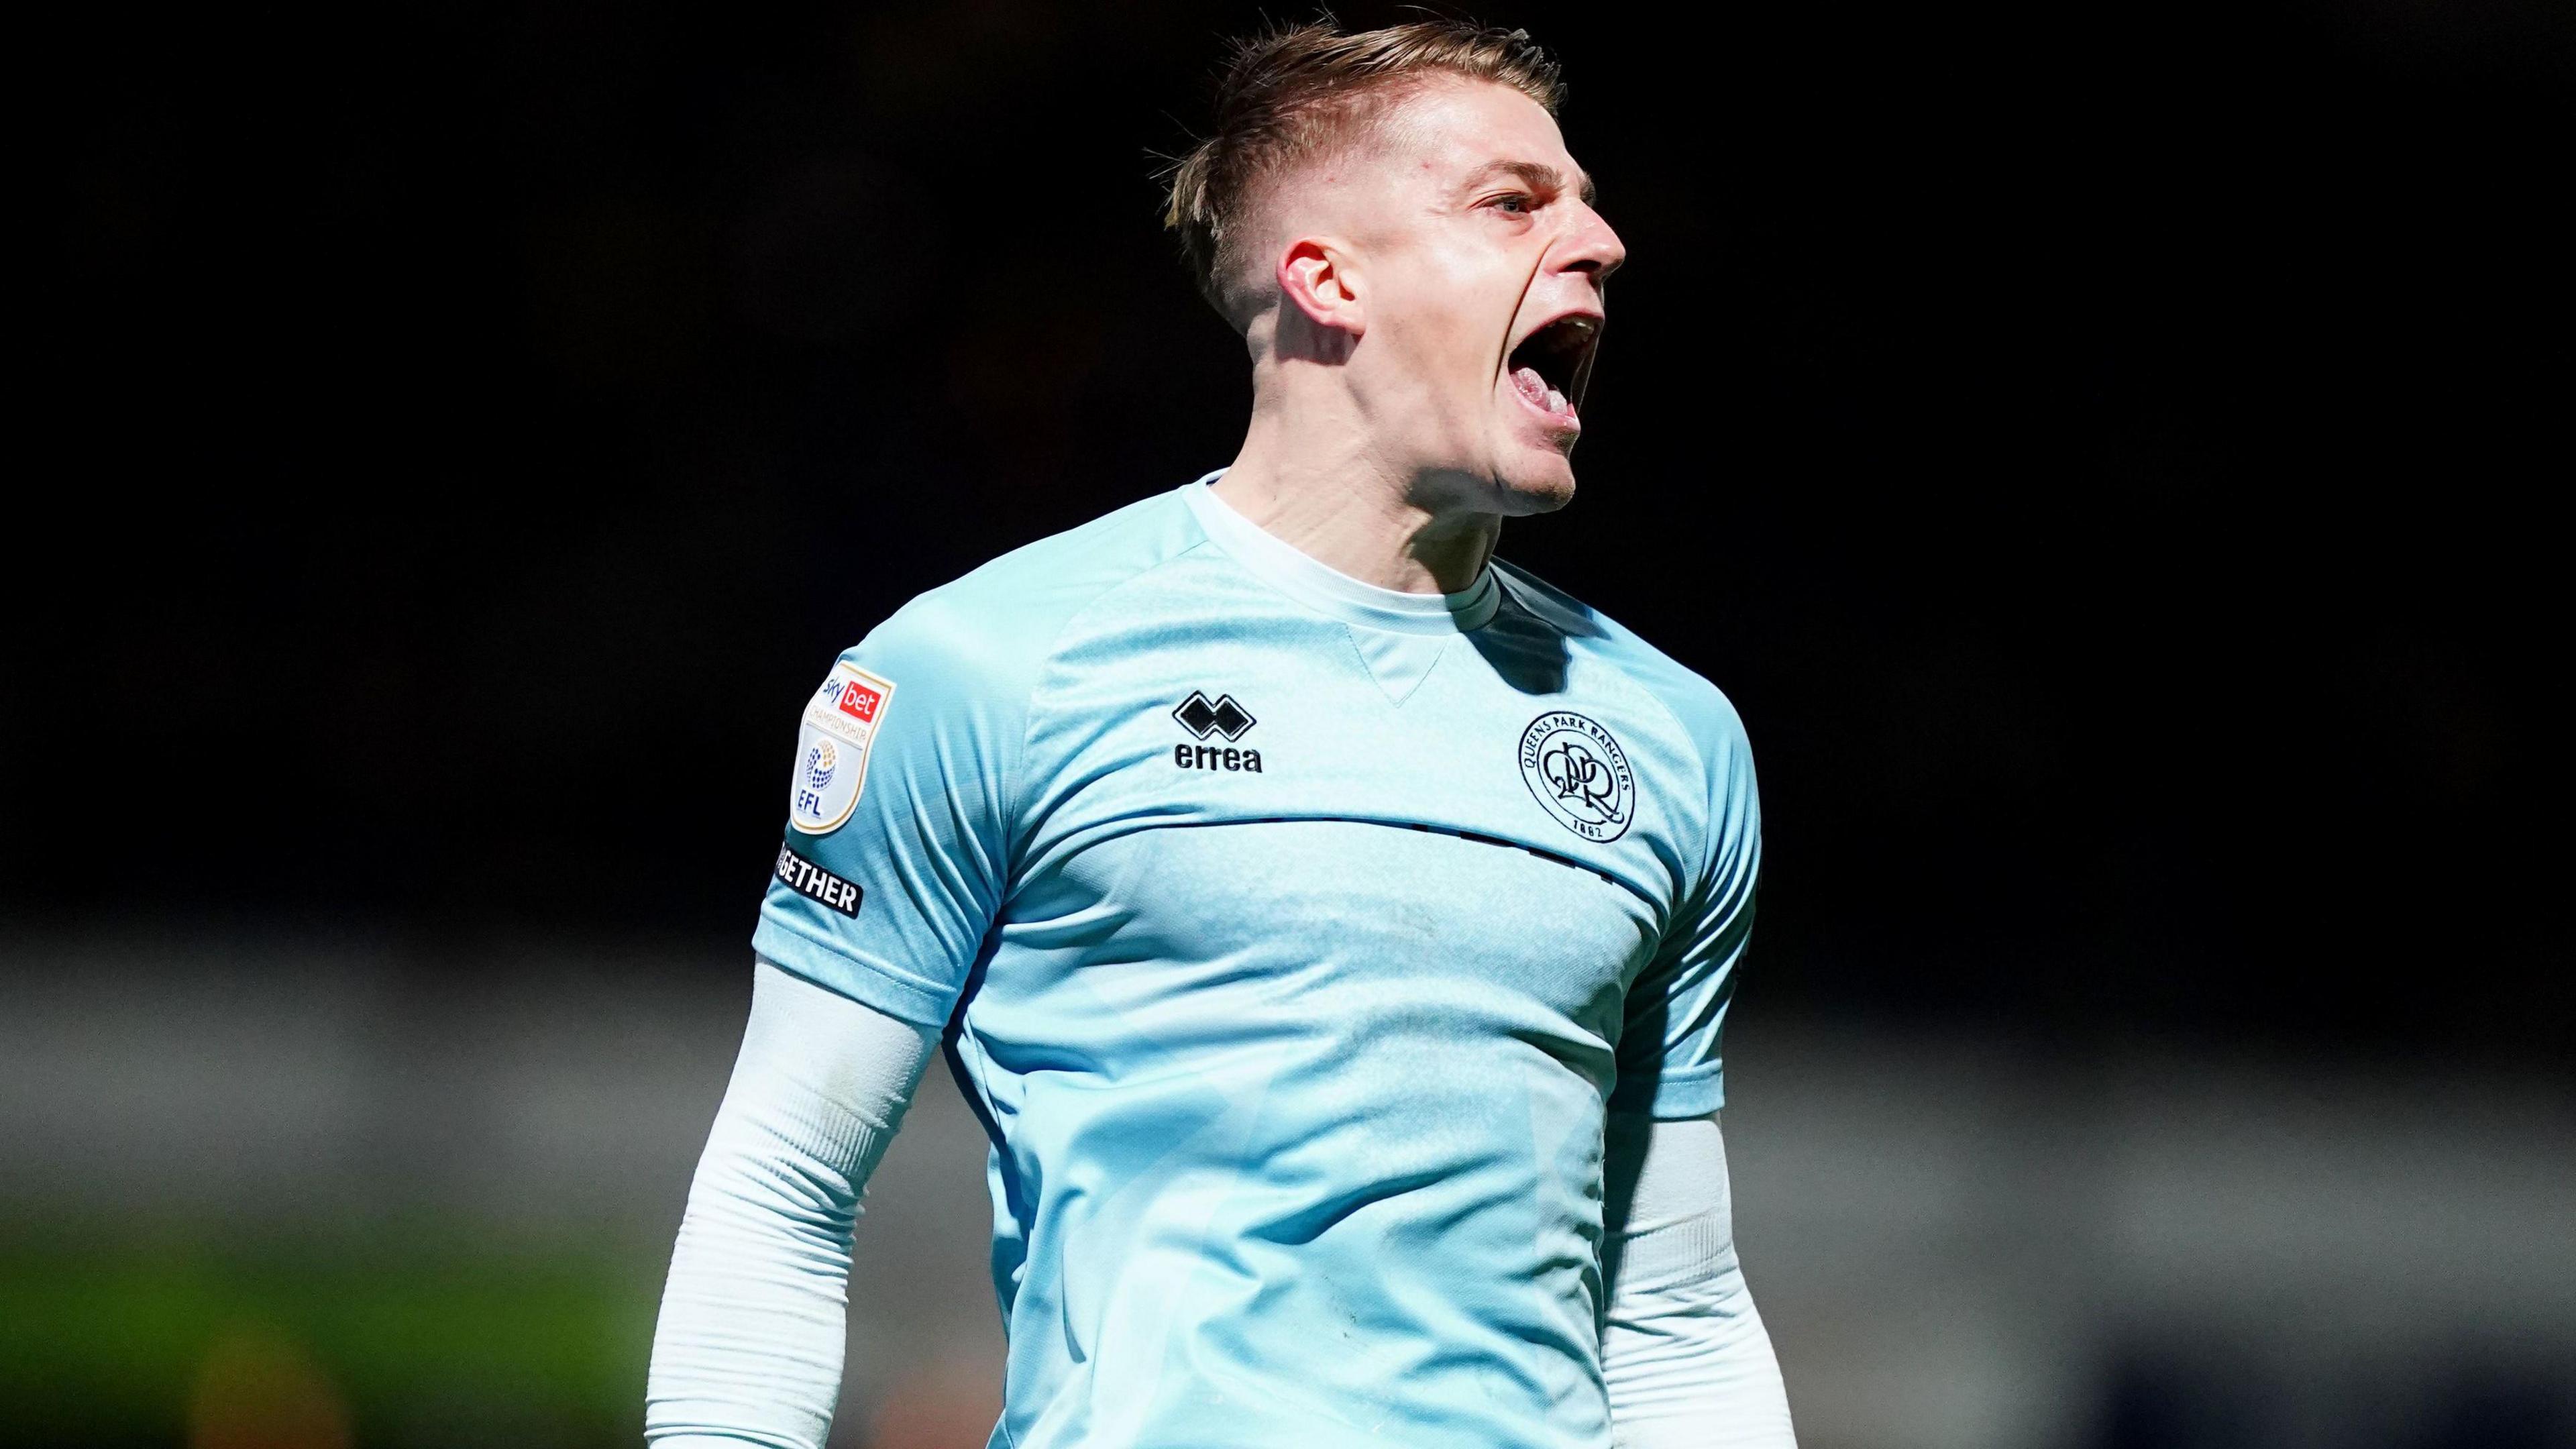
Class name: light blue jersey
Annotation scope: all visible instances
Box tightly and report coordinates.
[753,475,1760,1449]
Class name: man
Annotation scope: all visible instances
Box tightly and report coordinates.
[649,19,1796,1449]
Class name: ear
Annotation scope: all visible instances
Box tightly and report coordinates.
[1275,237,1364,339]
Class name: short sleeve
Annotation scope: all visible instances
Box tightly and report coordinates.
[751,597,1024,1030]
[1610,704,1760,1118]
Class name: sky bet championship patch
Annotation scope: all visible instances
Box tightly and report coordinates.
[788,661,896,835]
[773,841,862,916]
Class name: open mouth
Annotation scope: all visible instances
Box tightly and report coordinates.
[1505,312,1601,431]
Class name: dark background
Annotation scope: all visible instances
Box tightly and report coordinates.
[12,5,2575,1448]
[19,0,2570,1053]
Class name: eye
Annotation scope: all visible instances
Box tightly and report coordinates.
[1485,191,1535,215]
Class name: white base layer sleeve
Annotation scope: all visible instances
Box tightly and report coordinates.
[1601,1112,1799,1448]
[645,958,938,1449]
[646,967,1788,1447]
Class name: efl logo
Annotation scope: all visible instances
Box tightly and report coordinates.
[837,681,883,724]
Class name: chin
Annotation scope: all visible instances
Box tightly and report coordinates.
[1490,458,1578,515]
[1474,389,1585,515]
[1433,456,1575,517]
[1423,425,1582,517]
[1481,427,1581,514]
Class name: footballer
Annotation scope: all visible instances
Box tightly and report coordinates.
[649,19,1796,1449]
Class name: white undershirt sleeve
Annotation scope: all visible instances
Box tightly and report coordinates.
[1600,1112,1798,1448]
[645,957,940,1449]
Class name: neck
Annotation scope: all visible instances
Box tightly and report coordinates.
[1214,388,1499,596]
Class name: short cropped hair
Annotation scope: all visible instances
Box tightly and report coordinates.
[1161,19,1564,327]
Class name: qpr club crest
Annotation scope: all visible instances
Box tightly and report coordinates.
[1517,711,1635,843]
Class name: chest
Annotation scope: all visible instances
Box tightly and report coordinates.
[995,619,1705,1036]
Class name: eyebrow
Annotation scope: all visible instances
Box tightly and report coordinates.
[1461,159,1597,207]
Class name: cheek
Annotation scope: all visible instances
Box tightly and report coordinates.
[1380,256,1521,377]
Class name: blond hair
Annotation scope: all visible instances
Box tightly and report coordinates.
[1161,19,1564,326]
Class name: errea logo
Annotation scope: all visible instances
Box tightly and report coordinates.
[1171,691,1263,772]
[1173,691,1255,740]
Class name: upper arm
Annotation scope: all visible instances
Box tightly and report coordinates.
[1612,696,1760,1119]
[751,597,1028,1030]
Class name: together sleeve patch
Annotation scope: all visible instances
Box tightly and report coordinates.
[773,841,864,916]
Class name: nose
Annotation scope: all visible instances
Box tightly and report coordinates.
[1558,201,1625,285]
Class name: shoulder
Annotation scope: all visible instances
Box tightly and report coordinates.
[1491,558,1753,785]
[845,486,1209,698]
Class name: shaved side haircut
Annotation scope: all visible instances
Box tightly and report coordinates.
[1161,19,1565,327]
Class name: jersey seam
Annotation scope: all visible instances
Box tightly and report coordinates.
[1337,622,1455,708]
[1002,530,1225,876]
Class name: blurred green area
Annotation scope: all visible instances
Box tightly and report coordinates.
[0,1228,659,1448]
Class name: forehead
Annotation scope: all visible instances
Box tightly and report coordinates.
[1376,79,1582,193]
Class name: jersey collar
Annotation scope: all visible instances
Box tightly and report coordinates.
[1181,472,1502,637]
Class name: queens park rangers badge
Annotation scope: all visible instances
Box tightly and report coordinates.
[789,661,896,835]
[1518,710,1635,843]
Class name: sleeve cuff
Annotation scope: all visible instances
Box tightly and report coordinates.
[750,916,960,1030]
[1608,1060,1726,1119]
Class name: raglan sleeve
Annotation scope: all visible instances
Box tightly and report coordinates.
[1611,691,1760,1119]
[750,596,1022,1030]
